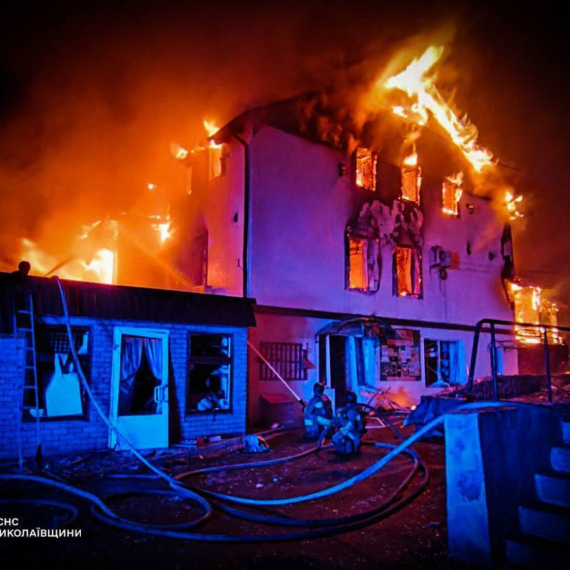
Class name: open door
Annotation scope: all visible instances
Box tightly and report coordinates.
[110,327,169,450]
[329,335,348,409]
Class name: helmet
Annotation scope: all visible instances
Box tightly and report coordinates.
[313,382,325,395]
[345,391,357,405]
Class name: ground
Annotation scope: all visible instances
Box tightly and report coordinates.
[0,417,482,570]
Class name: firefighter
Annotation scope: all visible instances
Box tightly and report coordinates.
[331,391,365,455]
[304,382,333,440]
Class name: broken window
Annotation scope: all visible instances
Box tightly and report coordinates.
[393,246,422,298]
[424,339,465,387]
[380,329,421,381]
[401,154,421,204]
[259,342,309,381]
[208,144,227,180]
[355,148,377,191]
[25,326,89,420]
[346,235,380,292]
[187,334,231,413]
[508,282,562,344]
[442,173,463,216]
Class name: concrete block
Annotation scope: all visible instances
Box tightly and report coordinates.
[551,447,570,474]
[520,506,570,545]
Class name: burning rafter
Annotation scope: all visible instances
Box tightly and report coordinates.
[383,46,494,173]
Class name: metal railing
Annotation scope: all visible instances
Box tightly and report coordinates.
[467,318,570,403]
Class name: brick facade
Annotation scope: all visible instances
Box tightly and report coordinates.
[0,317,247,460]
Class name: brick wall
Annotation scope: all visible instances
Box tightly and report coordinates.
[0,318,248,460]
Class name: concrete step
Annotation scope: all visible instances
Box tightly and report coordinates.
[535,473,570,508]
[551,446,570,474]
[519,506,570,545]
[563,422,570,445]
[506,537,570,568]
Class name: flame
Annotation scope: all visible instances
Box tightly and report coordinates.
[203,120,220,138]
[505,190,524,220]
[148,183,157,191]
[403,152,418,167]
[171,142,189,160]
[507,281,562,345]
[81,249,115,284]
[157,221,172,243]
[19,238,115,285]
[384,46,494,173]
[442,172,464,216]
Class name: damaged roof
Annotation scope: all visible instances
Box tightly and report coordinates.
[0,272,256,333]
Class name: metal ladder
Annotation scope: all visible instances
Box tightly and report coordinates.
[14,292,41,467]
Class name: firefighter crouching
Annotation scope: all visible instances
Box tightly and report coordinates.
[304,382,333,440]
[331,391,365,455]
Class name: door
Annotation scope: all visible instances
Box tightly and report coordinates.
[110,327,169,450]
[329,335,348,409]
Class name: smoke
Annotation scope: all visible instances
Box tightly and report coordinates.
[0,1,569,309]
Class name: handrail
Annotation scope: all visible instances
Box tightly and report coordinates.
[467,318,570,403]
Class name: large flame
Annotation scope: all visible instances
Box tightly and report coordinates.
[384,46,494,173]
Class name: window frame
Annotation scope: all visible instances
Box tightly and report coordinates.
[24,324,92,422]
[345,232,380,293]
[186,332,233,415]
[393,246,423,298]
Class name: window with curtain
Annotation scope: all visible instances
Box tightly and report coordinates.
[118,335,164,416]
[424,339,466,386]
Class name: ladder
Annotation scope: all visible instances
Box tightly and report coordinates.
[14,292,41,468]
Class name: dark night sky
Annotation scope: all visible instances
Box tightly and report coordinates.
[0,1,569,308]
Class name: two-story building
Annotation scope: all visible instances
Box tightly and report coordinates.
[176,93,519,424]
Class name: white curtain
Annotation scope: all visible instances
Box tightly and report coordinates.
[119,337,143,415]
[144,338,163,383]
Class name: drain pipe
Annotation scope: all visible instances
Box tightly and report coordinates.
[233,133,251,299]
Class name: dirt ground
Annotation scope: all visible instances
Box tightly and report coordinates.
[0,423,477,570]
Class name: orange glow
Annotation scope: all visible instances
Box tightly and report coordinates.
[203,120,220,138]
[171,142,189,160]
[507,281,562,345]
[505,190,524,220]
[401,152,421,203]
[20,238,115,285]
[442,172,463,216]
[383,46,494,173]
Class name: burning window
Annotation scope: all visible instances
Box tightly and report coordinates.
[380,329,421,381]
[208,144,226,180]
[394,246,422,298]
[401,153,421,204]
[508,282,562,344]
[442,173,463,216]
[24,326,90,420]
[346,235,380,292]
[355,148,377,191]
[424,339,465,386]
[259,342,309,381]
[187,334,231,413]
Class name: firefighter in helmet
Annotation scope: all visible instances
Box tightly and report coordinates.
[304,382,333,440]
[331,390,365,454]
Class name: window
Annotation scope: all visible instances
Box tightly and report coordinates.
[424,339,465,386]
[346,235,380,292]
[393,246,422,298]
[208,144,227,180]
[401,153,421,204]
[380,329,421,381]
[355,337,380,388]
[355,148,377,191]
[24,326,90,420]
[259,342,309,380]
[187,334,231,413]
[442,173,463,216]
